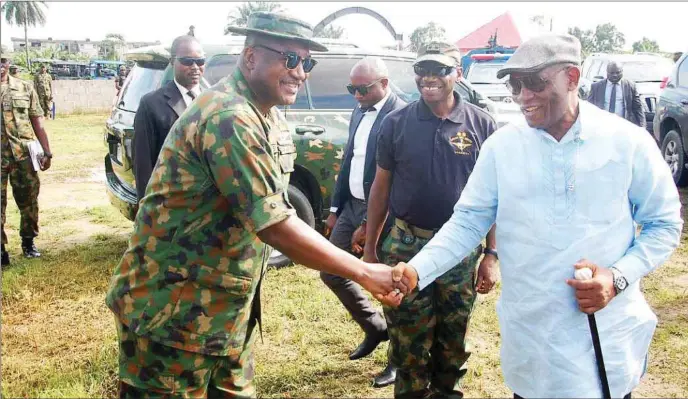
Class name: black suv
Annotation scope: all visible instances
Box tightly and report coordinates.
[654,52,688,185]
[105,37,497,266]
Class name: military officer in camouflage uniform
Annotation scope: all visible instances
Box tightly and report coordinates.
[9,65,19,78]
[1,55,53,267]
[363,42,499,398]
[105,12,405,397]
[33,64,52,118]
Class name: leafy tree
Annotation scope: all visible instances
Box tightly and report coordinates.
[632,37,660,53]
[408,22,446,53]
[568,26,595,58]
[99,33,126,61]
[592,23,625,53]
[2,1,48,70]
[314,24,345,39]
[225,1,285,35]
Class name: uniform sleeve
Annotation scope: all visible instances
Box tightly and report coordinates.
[202,110,294,233]
[376,114,396,171]
[27,84,43,117]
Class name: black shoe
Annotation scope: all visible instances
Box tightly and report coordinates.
[349,330,389,360]
[372,364,397,388]
[21,238,41,258]
[1,248,9,267]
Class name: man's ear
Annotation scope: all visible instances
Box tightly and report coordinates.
[380,77,389,90]
[454,66,463,82]
[243,47,257,71]
[567,67,581,91]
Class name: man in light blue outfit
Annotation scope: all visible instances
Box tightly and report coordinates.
[384,34,683,398]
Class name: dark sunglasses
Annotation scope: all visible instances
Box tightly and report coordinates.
[255,44,317,73]
[346,78,383,96]
[176,57,206,67]
[506,66,570,95]
[414,64,455,77]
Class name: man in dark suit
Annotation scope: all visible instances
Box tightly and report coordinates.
[321,57,406,388]
[588,61,646,128]
[132,35,205,201]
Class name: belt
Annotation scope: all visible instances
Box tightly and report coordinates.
[394,218,436,240]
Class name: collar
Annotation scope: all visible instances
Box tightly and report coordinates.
[536,102,590,144]
[417,91,465,124]
[229,68,280,123]
[174,78,200,98]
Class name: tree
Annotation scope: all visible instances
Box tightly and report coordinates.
[592,23,625,53]
[408,22,446,53]
[632,37,660,53]
[313,24,345,39]
[530,14,553,31]
[2,1,48,70]
[568,26,595,58]
[225,1,285,35]
[99,33,126,61]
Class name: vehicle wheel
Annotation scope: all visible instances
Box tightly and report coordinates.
[661,130,688,186]
[267,184,315,269]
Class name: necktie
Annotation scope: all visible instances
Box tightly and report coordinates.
[609,83,617,114]
[188,90,196,100]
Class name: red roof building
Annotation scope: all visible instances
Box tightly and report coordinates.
[456,12,522,53]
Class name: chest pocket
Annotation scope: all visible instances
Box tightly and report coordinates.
[10,94,33,136]
[276,138,296,174]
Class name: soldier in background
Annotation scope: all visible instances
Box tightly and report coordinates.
[1,55,53,267]
[33,64,53,118]
[9,65,19,78]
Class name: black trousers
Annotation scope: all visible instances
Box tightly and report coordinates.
[515,393,631,399]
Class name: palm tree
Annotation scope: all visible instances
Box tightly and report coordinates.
[2,1,48,70]
[224,1,284,35]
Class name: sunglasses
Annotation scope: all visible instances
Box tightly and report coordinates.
[346,78,384,96]
[176,57,206,67]
[255,44,317,73]
[506,66,570,95]
[414,64,455,77]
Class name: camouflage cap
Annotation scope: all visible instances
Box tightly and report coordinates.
[414,41,462,67]
[226,11,328,52]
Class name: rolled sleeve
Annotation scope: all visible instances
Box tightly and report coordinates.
[612,132,682,284]
[202,110,294,233]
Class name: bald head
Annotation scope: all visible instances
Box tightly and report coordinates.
[607,61,623,84]
[348,57,390,108]
[350,56,388,81]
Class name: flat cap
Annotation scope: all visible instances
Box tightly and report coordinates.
[414,41,462,67]
[497,33,581,79]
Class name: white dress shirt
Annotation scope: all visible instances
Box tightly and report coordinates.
[174,79,201,108]
[604,80,625,117]
[330,90,390,212]
[409,101,682,398]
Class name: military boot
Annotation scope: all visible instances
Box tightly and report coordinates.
[21,238,41,258]
[1,245,9,267]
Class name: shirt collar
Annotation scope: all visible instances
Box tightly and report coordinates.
[418,91,465,124]
[174,78,200,98]
[229,68,281,124]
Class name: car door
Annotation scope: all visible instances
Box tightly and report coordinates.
[674,58,688,151]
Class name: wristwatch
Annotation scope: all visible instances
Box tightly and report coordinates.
[483,247,498,259]
[610,267,628,295]
[43,152,53,159]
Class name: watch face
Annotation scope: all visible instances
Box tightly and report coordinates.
[615,274,628,291]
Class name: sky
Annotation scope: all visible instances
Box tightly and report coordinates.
[1,1,687,53]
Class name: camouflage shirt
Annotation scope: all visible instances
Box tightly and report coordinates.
[105,68,297,356]
[33,72,52,97]
[1,76,43,161]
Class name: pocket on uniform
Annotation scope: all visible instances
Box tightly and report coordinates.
[277,138,296,173]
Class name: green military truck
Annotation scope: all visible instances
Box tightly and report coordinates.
[104,37,498,267]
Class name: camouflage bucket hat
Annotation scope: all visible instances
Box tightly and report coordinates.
[414,41,462,67]
[226,11,328,52]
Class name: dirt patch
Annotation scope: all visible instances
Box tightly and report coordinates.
[635,372,687,398]
[674,273,688,289]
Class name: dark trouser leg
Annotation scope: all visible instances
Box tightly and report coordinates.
[9,157,39,240]
[320,199,386,336]
[429,247,482,399]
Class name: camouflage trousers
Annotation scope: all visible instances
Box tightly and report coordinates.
[1,147,40,246]
[116,319,257,398]
[380,220,481,399]
[38,94,51,118]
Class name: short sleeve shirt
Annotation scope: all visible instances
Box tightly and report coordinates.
[377,92,496,230]
[105,68,297,356]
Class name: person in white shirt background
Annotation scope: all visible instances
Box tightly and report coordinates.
[384,33,682,399]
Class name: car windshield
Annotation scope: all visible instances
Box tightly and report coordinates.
[467,64,507,84]
[118,62,166,112]
[621,59,674,82]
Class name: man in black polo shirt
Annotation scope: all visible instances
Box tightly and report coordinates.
[363,42,498,398]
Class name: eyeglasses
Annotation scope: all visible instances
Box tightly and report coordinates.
[414,64,455,77]
[505,66,570,95]
[346,78,384,96]
[176,57,206,67]
[254,44,317,73]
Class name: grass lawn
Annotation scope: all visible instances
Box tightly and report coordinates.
[1,113,686,397]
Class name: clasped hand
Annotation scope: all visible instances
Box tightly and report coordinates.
[360,261,419,307]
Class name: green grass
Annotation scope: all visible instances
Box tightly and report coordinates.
[1,114,687,397]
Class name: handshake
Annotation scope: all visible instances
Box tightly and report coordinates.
[358,261,420,307]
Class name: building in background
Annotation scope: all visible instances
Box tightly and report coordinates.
[10,37,160,60]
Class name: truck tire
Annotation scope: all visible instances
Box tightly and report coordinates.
[267,184,315,268]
